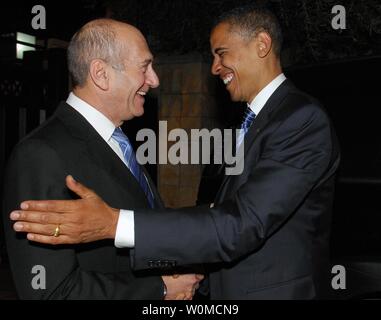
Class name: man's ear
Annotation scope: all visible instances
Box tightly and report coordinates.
[255,31,272,58]
[89,59,110,90]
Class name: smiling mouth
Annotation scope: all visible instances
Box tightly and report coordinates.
[222,73,234,85]
[137,91,147,96]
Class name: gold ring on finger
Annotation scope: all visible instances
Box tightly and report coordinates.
[53,225,60,237]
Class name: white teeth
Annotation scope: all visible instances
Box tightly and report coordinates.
[137,91,146,96]
[223,74,233,85]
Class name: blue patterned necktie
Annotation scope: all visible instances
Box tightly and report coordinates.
[237,107,256,149]
[112,127,155,208]
[241,108,256,134]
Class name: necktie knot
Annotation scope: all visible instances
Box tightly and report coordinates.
[241,108,256,132]
[112,127,130,146]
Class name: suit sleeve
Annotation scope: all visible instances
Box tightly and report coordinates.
[2,139,163,299]
[131,104,337,269]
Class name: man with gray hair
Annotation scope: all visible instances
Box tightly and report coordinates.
[2,18,202,299]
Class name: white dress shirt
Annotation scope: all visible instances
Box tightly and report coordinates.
[236,73,287,148]
[66,92,135,248]
[115,73,287,248]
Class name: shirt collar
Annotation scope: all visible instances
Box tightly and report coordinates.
[247,73,287,116]
[66,92,116,142]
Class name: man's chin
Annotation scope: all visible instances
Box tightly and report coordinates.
[133,105,145,117]
[228,92,245,103]
[229,93,239,102]
[226,88,238,101]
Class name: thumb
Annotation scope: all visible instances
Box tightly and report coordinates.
[195,274,204,281]
[66,175,97,199]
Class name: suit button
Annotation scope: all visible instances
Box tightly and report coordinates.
[155,260,162,267]
[148,260,155,268]
[170,261,177,267]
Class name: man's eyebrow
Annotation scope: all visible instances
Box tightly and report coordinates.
[213,47,226,55]
[142,58,153,65]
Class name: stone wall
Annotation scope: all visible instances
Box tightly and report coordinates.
[155,54,218,208]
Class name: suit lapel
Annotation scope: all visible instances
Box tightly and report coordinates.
[243,80,294,157]
[215,80,295,201]
[85,137,149,204]
[141,165,165,209]
[54,103,156,207]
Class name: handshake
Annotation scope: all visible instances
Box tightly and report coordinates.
[162,273,204,300]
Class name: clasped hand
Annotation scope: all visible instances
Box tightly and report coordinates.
[162,274,204,300]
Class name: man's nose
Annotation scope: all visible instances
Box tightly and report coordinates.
[211,58,221,75]
[147,68,160,88]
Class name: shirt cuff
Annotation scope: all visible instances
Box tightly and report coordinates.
[114,209,135,248]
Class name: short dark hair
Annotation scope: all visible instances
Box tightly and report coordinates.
[214,5,283,57]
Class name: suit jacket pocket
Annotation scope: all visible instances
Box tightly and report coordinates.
[245,274,316,300]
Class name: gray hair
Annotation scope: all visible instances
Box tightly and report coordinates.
[67,19,125,87]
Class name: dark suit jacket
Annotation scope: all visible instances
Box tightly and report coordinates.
[2,102,165,299]
[132,80,340,299]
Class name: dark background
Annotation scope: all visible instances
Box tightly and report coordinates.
[1,0,381,299]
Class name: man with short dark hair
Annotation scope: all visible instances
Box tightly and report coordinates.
[11,6,340,299]
[3,18,202,299]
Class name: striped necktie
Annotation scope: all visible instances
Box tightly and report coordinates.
[236,107,256,149]
[240,108,256,134]
[112,127,154,208]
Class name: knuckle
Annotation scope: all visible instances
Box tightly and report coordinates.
[41,214,49,223]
